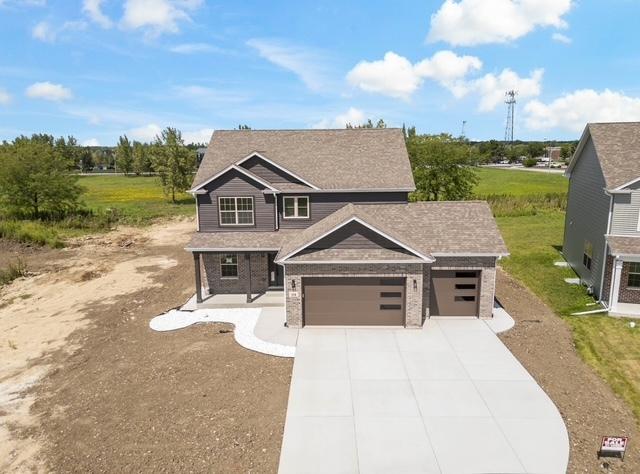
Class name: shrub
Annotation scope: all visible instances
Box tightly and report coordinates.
[523,157,538,168]
[0,258,28,286]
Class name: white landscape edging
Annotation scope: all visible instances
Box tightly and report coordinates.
[149,308,295,358]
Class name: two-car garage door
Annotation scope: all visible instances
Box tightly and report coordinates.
[303,277,405,326]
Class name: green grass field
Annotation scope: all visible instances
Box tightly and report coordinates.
[482,168,640,424]
[473,167,568,196]
[79,175,194,223]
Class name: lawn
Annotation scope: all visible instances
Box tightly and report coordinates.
[486,168,640,425]
[79,175,194,224]
[473,167,568,196]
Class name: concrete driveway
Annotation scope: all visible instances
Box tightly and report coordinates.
[278,319,569,474]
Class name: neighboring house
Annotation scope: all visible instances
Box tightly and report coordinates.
[186,129,508,328]
[564,122,640,315]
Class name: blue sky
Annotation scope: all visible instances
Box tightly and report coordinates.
[1,0,640,145]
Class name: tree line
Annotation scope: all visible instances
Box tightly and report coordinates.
[0,127,197,220]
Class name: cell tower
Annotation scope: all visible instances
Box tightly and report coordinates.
[504,90,517,145]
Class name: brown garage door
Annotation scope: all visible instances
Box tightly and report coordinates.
[430,270,480,317]
[303,277,405,326]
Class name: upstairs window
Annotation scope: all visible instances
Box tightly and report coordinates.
[583,240,593,270]
[283,196,309,219]
[219,197,254,226]
[220,254,238,278]
[628,262,640,288]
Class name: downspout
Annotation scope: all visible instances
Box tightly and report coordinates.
[600,190,614,303]
[273,192,279,230]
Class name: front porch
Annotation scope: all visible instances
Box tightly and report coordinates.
[182,289,285,310]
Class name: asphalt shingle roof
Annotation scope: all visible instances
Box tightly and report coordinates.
[607,235,640,256]
[275,201,509,261]
[192,128,416,191]
[586,122,640,189]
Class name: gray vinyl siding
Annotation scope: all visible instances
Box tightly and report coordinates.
[563,136,610,298]
[308,221,408,251]
[278,192,409,229]
[239,155,305,184]
[197,169,275,232]
[610,192,640,234]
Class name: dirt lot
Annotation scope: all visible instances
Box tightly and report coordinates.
[497,269,639,473]
[2,223,640,473]
[0,219,292,473]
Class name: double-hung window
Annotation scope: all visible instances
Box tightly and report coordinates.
[628,262,640,288]
[583,240,593,270]
[220,254,238,278]
[219,197,254,226]
[283,196,309,219]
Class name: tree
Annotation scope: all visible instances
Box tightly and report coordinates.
[479,140,506,162]
[132,141,151,175]
[346,118,387,129]
[523,157,538,168]
[560,143,576,163]
[151,127,195,203]
[116,135,133,175]
[526,142,546,159]
[406,134,479,201]
[0,135,83,218]
[237,124,251,130]
[78,147,94,172]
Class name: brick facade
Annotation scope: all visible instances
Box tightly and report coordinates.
[618,261,640,304]
[202,252,269,295]
[284,257,498,327]
[284,263,424,328]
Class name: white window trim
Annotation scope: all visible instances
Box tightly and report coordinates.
[218,196,255,226]
[220,253,239,279]
[283,196,310,219]
[636,209,640,232]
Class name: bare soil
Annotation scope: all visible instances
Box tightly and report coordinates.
[1,219,292,473]
[496,269,640,473]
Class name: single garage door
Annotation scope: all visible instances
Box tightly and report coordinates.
[303,277,405,326]
[430,270,480,317]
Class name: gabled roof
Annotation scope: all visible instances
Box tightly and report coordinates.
[188,164,279,194]
[568,122,640,190]
[607,235,640,257]
[191,128,416,191]
[275,201,508,263]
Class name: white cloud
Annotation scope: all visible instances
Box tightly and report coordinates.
[313,107,366,129]
[468,68,543,111]
[182,128,214,144]
[173,85,248,104]
[347,50,481,100]
[128,123,162,142]
[247,38,327,92]
[552,32,572,44]
[83,0,113,28]
[32,21,55,42]
[25,81,73,101]
[128,123,212,144]
[169,43,225,54]
[428,0,573,46]
[82,138,100,146]
[0,88,11,105]
[121,0,203,36]
[524,89,640,133]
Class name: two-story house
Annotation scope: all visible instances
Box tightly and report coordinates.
[186,128,508,328]
[564,122,640,316]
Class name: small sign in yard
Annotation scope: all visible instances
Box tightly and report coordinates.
[599,436,628,460]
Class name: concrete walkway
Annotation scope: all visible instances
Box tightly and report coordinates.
[278,319,569,474]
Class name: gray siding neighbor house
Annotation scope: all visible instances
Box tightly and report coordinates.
[564,122,640,316]
[186,129,508,328]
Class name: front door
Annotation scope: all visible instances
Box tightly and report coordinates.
[267,253,284,287]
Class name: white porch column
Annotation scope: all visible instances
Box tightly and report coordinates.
[609,257,624,312]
